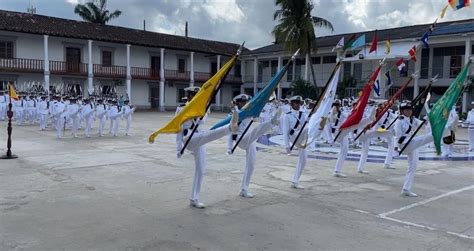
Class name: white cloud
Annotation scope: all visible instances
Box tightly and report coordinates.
[201,0,245,23]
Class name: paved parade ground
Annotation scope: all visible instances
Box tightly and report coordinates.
[1,111,473,250]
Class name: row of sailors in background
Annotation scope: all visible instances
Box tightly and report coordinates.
[0,91,136,139]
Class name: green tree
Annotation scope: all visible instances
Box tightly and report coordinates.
[273,0,333,90]
[74,0,122,24]
[290,78,317,99]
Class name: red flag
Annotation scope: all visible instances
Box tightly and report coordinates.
[339,66,382,130]
[396,58,406,72]
[369,30,378,54]
[409,45,417,62]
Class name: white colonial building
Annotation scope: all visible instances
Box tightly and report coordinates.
[240,18,474,113]
[0,10,243,110]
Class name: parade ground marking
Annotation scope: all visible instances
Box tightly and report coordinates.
[374,185,474,240]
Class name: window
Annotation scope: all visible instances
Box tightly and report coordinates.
[270,60,278,75]
[353,63,362,82]
[283,59,293,82]
[102,51,112,67]
[420,49,429,79]
[343,62,351,80]
[178,58,186,73]
[323,56,337,64]
[311,57,321,64]
[211,62,217,74]
[234,64,241,77]
[450,55,462,78]
[176,87,186,103]
[0,41,13,58]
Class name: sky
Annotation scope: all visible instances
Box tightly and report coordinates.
[0,0,473,49]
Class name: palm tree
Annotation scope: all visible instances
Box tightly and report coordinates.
[74,0,122,24]
[273,0,333,91]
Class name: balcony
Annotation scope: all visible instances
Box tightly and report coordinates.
[0,57,43,73]
[93,64,126,78]
[50,61,87,76]
[0,57,242,83]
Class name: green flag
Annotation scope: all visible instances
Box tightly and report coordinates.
[428,60,471,155]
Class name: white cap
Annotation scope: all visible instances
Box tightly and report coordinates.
[233,94,251,102]
[184,86,200,93]
[289,96,303,102]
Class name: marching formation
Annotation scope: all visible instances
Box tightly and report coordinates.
[0,87,136,139]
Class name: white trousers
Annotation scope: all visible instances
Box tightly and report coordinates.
[401,134,433,192]
[125,116,132,135]
[98,116,106,136]
[469,128,474,151]
[187,125,232,202]
[334,135,349,173]
[290,128,308,184]
[84,116,93,137]
[441,143,454,156]
[0,104,5,120]
[39,114,47,130]
[71,116,79,136]
[236,121,273,192]
[55,116,64,138]
[357,130,394,171]
[111,119,119,136]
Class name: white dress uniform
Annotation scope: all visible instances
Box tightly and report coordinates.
[175,102,238,208]
[333,106,375,177]
[227,97,280,198]
[66,102,81,137]
[282,98,308,188]
[394,114,435,196]
[13,98,25,125]
[81,102,95,137]
[356,110,397,172]
[441,107,458,157]
[121,103,136,136]
[467,107,474,151]
[38,98,49,130]
[95,102,108,136]
[0,93,7,121]
[51,99,66,138]
[108,104,122,137]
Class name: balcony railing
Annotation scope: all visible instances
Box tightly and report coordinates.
[50,61,87,75]
[93,64,126,78]
[131,67,160,80]
[0,58,243,83]
[0,57,43,73]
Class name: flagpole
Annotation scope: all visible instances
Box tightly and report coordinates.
[231,50,298,153]
[179,44,244,155]
[398,119,426,155]
[1,82,18,159]
[289,61,341,151]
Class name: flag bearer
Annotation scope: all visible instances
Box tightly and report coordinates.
[441,106,458,157]
[38,95,49,131]
[81,98,95,137]
[122,100,136,136]
[95,98,108,136]
[283,96,309,189]
[108,99,122,137]
[51,95,66,139]
[67,97,81,137]
[227,94,281,198]
[467,102,474,151]
[176,86,239,208]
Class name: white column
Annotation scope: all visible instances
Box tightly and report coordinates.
[304,53,310,81]
[43,35,50,94]
[240,60,245,94]
[190,51,194,87]
[159,48,165,111]
[462,38,472,113]
[277,56,282,99]
[253,57,258,96]
[87,40,93,96]
[413,48,422,98]
[126,44,131,102]
[216,55,221,106]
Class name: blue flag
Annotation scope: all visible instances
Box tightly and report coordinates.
[210,60,292,130]
[349,34,366,50]
[421,21,436,49]
[385,71,392,88]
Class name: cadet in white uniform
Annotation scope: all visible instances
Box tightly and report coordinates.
[95,98,108,136]
[0,90,7,121]
[122,100,136,136]
[51,95,66,139]
[394,102,450,197]
[38,95,49,131]
[176,87,239,208]
[283,96,309,189]
[441,106,458,157]
[467,102,474,151]
[227,94,281,198]
[66,97,81,137]
[81,98,95,137]
[108,100,122,137]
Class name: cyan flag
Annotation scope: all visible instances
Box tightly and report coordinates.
[349,34,366,50]
[210,60,291,130]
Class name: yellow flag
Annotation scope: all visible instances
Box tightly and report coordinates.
[385,40,391,55]
[440,4,449,18]
[148,55,237,143]
[8,82,19,101]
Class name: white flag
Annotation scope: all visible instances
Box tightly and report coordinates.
[332,37,344,52]
[307,65,341,144]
